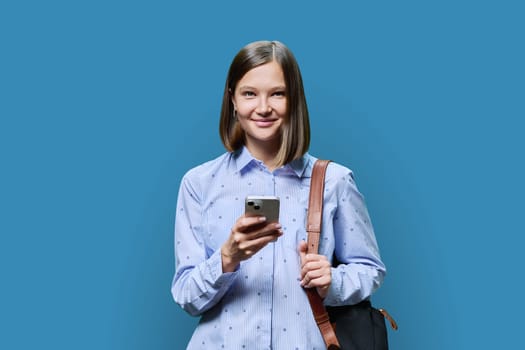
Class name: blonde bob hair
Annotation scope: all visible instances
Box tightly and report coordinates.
[219,40,310,167]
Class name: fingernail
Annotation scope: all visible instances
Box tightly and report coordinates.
[258,216,266,222]
[274,223,282,229]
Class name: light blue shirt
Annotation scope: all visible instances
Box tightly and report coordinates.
[171,147,386,349]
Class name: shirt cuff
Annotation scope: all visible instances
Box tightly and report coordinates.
[323,267,343,306]
[204,248,239,288]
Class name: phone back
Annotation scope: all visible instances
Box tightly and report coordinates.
[245,196,280,223]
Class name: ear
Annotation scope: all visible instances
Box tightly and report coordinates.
[229,88,237,110]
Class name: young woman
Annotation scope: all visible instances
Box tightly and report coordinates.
[171,40,386,349]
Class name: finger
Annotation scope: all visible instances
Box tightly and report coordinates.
[250,223,283,240]
[298,240,307,264]
[309,276,331,289]
[302,267,330,281]
[239,231,283,255]
[301,264,331,286]
[302,253,329,264]
[235,215,267,233]
[301,260,330,276]
[231,231,249,246]
[302,273,331,288]
[240,226,282,245]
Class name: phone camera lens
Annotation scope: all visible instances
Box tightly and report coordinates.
[254,205,260,210]
[247,201,254,206]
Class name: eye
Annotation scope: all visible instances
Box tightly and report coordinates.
[242,91,256,97]
[272,91,286,97]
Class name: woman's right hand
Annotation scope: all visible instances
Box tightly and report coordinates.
[221,215,283,272]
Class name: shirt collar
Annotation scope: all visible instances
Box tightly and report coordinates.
[233,147,256,173]
[287,154,310,178]
[233,146,310,178]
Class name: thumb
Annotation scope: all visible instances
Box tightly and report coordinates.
[298,240,307,263]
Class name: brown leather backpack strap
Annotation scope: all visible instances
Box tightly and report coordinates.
[305,159,340,349]
[305,288,340,349]
[306,159,330,254]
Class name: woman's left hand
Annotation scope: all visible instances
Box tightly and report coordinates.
[298,241,332,299]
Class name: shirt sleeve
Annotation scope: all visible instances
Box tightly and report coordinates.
[323,170,386,306]
[171,173,238,316]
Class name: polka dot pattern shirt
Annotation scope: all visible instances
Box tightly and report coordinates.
[171,147,386,349]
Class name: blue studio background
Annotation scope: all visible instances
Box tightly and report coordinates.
[1,0,524,349]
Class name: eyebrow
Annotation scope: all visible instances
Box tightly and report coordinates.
[237,85,287,91]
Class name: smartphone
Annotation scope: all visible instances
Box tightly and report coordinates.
[245,195,280,223]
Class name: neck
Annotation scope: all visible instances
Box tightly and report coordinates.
[245,141,280,171]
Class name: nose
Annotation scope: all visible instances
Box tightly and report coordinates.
[256,98,272,115]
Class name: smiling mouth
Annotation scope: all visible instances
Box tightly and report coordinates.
[250,118,277,122]
[251,119,277,127]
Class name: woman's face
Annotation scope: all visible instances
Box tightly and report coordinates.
[232,60,288,152]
